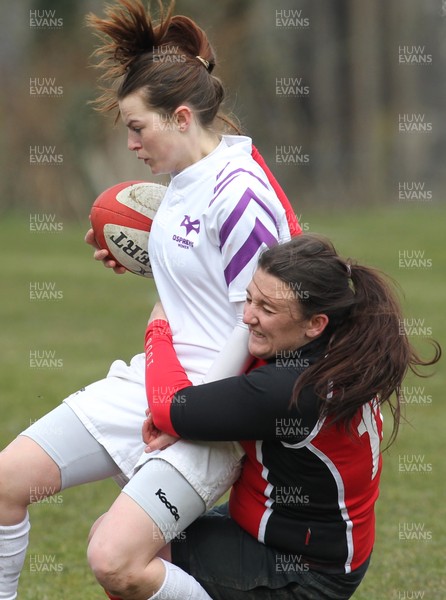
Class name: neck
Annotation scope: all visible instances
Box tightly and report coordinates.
[175,127,221,173]
[194,128,221,161]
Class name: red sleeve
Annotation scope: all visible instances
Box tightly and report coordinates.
[145,319,192,436]
[251,145,302,238]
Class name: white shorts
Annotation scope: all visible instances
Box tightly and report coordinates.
[22,404,207,539]
[62,353,244,508]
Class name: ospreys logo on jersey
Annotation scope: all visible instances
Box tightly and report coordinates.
[172,214,200,249]
[181,215,200,235]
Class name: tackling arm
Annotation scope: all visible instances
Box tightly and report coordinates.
[202,302,252,383]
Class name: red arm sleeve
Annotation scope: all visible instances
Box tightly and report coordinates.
[145,319,193,436]
[251,145,302,237]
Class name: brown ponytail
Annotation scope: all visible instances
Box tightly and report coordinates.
[86,0,240,132]
[258,234,441,446]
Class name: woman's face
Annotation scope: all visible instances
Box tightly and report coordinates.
[119,91,185,175]
[243,268,326,360]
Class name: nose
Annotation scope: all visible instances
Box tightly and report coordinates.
[243,301,258,326]
[127,131,141,152]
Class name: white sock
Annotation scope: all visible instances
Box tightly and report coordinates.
[150,558,213,600]
[0,513,30,600]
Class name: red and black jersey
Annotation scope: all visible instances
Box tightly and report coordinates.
[145,321,383,574]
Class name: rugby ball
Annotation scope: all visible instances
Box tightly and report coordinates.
[90,181,167,278]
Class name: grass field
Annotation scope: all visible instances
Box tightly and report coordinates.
[1,203,445,599]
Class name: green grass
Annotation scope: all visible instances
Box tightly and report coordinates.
[1,203,445,598]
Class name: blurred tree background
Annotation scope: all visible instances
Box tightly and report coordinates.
[0,0,444,219]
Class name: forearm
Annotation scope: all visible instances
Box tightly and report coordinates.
[145,319,192,435]
[146,302,252,431]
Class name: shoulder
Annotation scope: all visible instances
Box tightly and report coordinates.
[243,364,321,443]
[206,139,286,230]
[244,361,309,401]
[212,136,274,200]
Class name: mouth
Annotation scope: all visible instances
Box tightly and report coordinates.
[249,328,265,339]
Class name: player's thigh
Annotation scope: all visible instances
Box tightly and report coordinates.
[0,436,61,519]
[0,403,120,509]
[88,458,206,574]
[122,458,206,544]
[20,402,120,490]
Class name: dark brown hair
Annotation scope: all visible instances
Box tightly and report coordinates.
[258,234,441,445]
[86,0,239,132]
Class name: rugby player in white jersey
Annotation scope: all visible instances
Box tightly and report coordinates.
[0,2,300,599]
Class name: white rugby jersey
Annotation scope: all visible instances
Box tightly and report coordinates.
[149,135,291,383]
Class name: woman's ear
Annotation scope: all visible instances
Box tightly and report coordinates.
[174,105,193,131]
[306,314,329,339]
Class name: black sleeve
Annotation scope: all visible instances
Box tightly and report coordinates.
[170,364,321,443]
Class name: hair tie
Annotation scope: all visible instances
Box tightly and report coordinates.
[346,263,352,277]
[196,55,210,71]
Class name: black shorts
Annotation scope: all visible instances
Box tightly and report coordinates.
[171,503,370,600]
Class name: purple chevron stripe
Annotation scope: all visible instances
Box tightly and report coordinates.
[219,188,278,250]
[210,168,269,207]
[224,218,278,285]
[216,161,230,180]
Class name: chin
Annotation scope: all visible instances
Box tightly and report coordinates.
[151,165,171,176]
[249,344,269,361]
